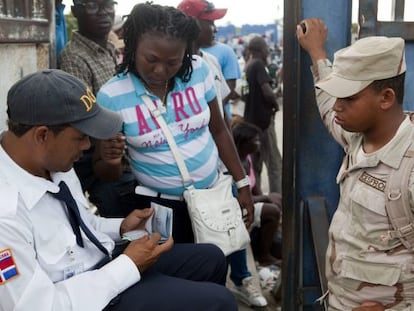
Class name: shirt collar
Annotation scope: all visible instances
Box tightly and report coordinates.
[352,116,414,170]
[130,73,147,97]
[72,31,116,55]
[0,135,79,210]
[378,116,414,168]
[130,73,182,98]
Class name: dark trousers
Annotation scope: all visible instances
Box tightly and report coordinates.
[253,117,282,193]
[125,195,252,286]
[105,244,237,311]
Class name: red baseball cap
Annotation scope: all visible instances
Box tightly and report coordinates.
[178,0,227,21]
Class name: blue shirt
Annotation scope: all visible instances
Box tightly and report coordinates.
[55,3,67,57]
[202,42,241,81]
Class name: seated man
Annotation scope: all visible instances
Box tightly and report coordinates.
[0,69,237,311]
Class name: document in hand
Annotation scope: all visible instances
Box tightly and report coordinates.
[122,202,173,243]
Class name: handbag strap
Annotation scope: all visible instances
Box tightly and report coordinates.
[141,94,193,186]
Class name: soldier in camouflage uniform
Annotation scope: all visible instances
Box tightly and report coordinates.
[297,19,414,311]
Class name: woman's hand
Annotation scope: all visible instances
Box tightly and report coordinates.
[99,133,126,165]
[237,187,255,227]
[93,134,126,181]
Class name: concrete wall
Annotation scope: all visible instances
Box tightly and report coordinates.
[0,43,50,131]
[0,0,53,130]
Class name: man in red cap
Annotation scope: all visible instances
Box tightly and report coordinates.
[178,0,242,126]
[178,0,227,20]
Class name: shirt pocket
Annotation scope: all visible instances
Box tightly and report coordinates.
[341,256,401,287]
[36,225,76,264]
[349,185,388,222]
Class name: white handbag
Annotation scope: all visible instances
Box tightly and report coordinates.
[142,95,250,256]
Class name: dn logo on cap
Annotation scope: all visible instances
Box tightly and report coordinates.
[80,87,96,111]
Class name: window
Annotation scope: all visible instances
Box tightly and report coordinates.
[0,0,50,43]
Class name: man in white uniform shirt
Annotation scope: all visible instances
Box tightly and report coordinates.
[0,69,236,311]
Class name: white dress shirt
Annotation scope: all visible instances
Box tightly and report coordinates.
[0,139,140,311]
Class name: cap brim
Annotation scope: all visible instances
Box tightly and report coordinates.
[71,106,123,139]
[315,74,373,98]
[199,8,227,20]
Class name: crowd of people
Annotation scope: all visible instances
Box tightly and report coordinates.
[4,0,409,311]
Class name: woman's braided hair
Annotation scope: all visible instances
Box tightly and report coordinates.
[117,2,200,83]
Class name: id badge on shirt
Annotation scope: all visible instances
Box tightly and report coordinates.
[63,262,84,280]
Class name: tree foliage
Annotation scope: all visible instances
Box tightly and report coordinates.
[65,12,77,41]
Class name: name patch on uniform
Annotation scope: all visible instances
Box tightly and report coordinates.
[359,172,386,192]
[0,248,19,284]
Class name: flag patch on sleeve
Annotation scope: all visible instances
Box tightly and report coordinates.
[0,249,19,284]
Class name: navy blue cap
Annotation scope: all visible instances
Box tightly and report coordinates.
[7,69,122,139]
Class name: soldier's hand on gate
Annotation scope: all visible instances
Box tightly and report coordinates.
[296,18,328,64]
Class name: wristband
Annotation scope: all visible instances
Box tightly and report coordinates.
[235,176,250,189]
